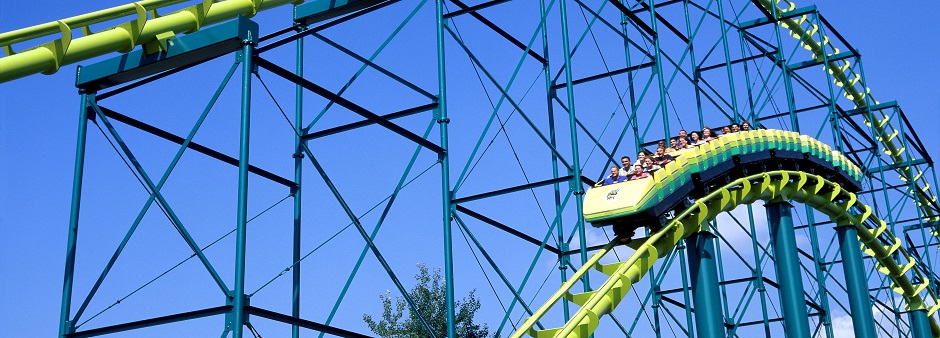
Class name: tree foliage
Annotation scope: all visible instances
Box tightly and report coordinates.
[363,264,489,337]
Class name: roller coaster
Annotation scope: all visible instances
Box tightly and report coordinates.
[2,0,939,338]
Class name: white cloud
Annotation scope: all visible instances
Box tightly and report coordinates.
[713,204,769,250]
[828,313,855,338]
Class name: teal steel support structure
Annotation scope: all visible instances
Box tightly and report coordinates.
[747,204,774,336]
[835,223,876,338]
[766,201,811,337]
[646,0,670,138]
[911,310,933,338]
[559,0,589,293]
[715,0,740,123]
[687,231,726,338]
[59,92,92,338]
[43,1,940,337]
[540,0,571,321]
[291,26,305,338]
[231,34,254,338]
[435,0,456,336]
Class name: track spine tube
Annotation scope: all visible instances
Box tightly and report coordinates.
[687,231,726,338]
[435,0,456,336]
[59,92,92,338]
[232,36,254,338]
[766,201,811,337]
[835,223,876,338]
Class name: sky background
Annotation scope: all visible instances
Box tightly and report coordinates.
[1,1,938,337]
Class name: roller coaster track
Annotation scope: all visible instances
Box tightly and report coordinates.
[0,0,314,83]
[754,0,938,222]
[506,2,940,334]
[0,0,929,217]
[512,169,940,338]
[0,1,936,337]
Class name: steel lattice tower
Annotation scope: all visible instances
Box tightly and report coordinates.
[1,0,938,337]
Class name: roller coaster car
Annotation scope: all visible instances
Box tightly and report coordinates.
[583,130,863,238]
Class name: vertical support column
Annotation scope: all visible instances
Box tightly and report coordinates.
[765,201,811,337]
[768,3,799,131]
[834,223,876,338]
[715,0,740,123]
[291,26,305,338]
[619,11,641,151]
[910,309,932,338]
[681,0,705,127]
[746,204,773,336]
[676,240,697,334]
[805,208,834,337]
[538,0,569,319]
[232,37,254,338]
[558,0,589,292]
[647,0,670,137]
[434,1,455,337]
[687,231,726,338]
[59,91,93,338]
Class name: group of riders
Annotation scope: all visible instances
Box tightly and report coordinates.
[600,121,753,186]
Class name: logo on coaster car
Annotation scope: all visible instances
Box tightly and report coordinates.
[606,188,620,201]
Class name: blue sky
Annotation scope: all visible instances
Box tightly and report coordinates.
[1,1,938,337]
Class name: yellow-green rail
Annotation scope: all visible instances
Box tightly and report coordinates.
[0,0,307,83]
[512,170,940,338]
[755,0,938,223]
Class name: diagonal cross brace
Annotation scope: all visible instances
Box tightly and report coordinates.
[71,64,241,325]
[297,143,439,337]
[255,57,445,155]
[90,102,231,297]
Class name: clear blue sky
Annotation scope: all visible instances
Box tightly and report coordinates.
[1,1,937,337]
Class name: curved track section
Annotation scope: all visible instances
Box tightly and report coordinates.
[583,129,861,230]
[755,0,938,222]
[512,170,940,338]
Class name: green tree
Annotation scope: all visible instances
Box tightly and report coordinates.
[363,264,490,337]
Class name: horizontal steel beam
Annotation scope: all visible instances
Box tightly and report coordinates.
[455,205,561,255]
[246,306,370,337]
[452,176,574,204]
[740,4,817,29]
[449,0,547,64]
[66,306,230,337]
[444,0,509,19]
[609,0,656,38]
[99,106,296,188]
[302,103,438,140]
[550,62,655,90]
[256,57,445,154]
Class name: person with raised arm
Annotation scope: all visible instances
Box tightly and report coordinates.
[654,146,674,166]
